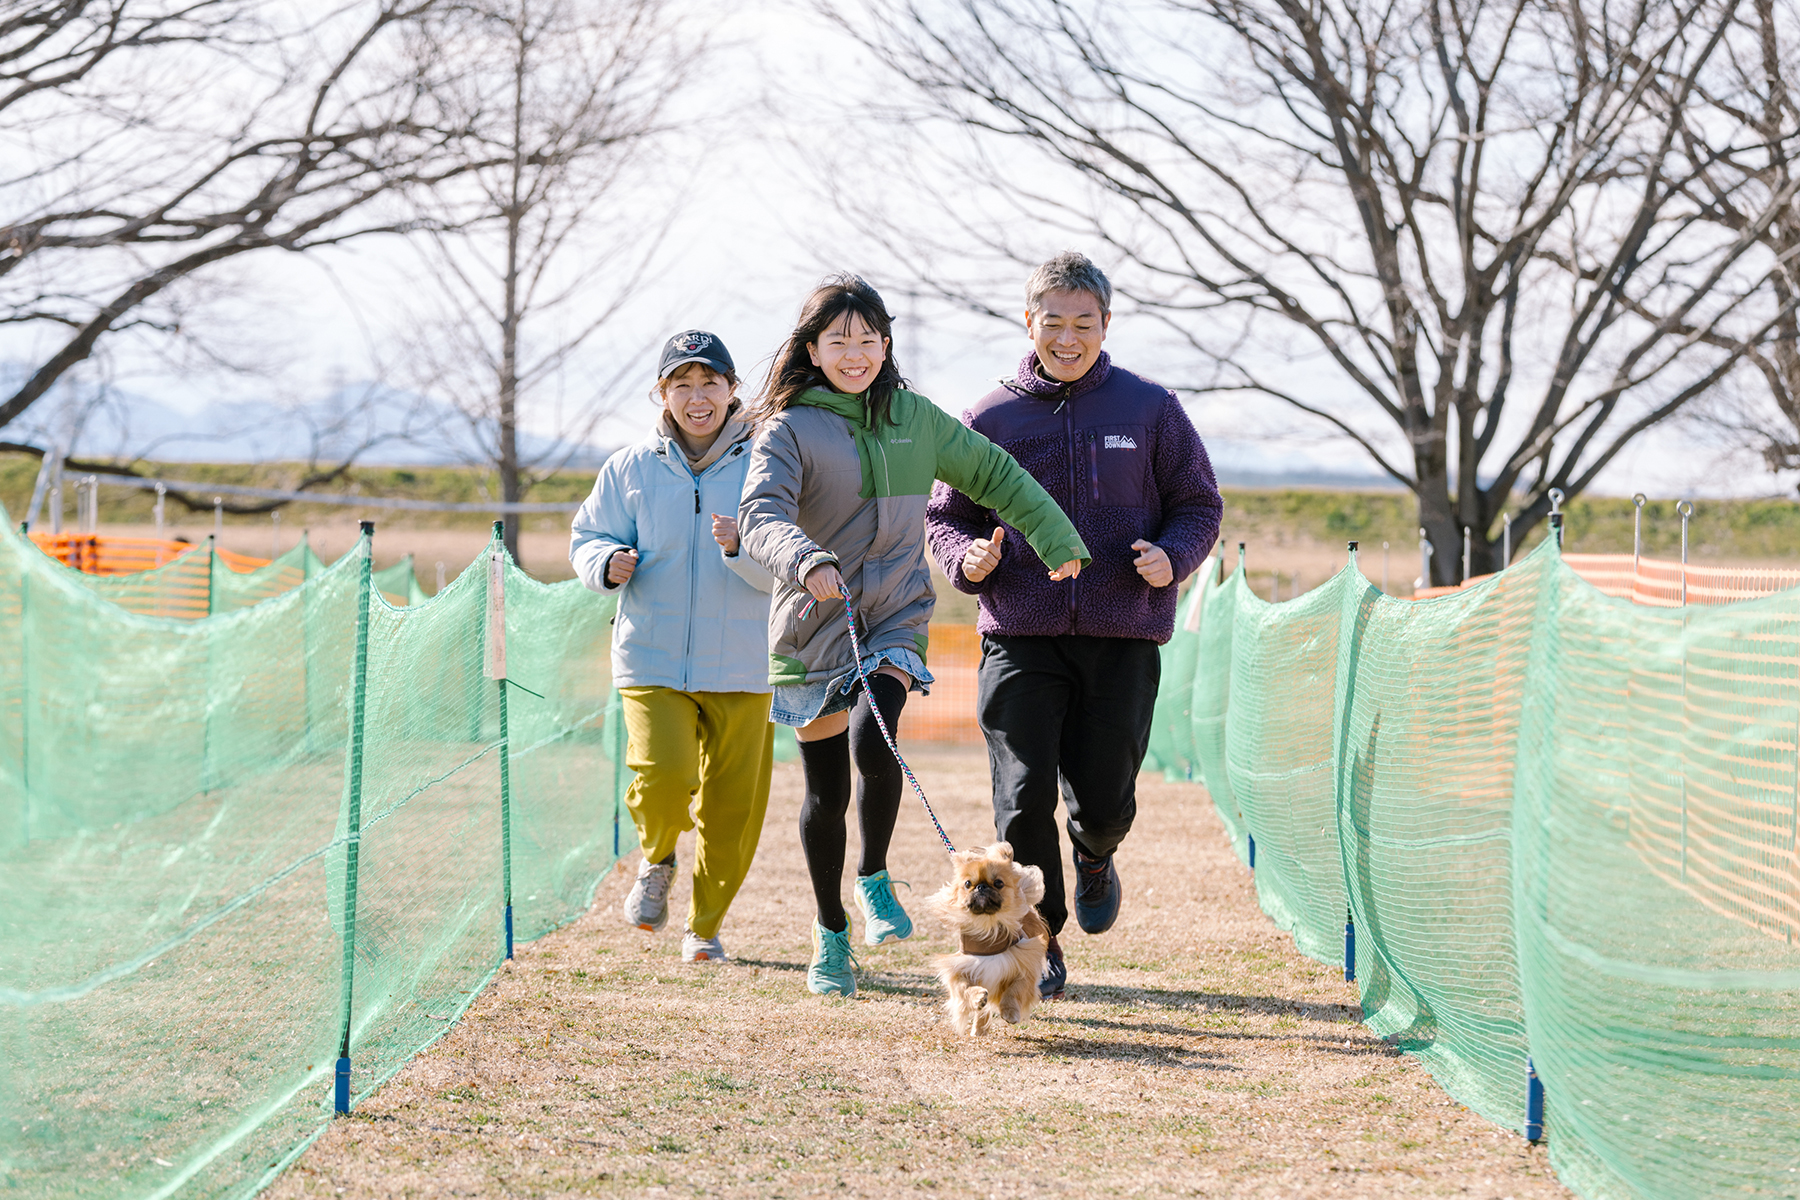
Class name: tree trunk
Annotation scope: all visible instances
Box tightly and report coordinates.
[1414,481,1462,589]
[499,43,527,568]
[499,201,522,565]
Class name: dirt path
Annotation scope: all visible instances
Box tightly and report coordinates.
[269,747,1567,1199]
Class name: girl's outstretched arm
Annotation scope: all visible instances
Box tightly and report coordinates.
[927,405,1090,576]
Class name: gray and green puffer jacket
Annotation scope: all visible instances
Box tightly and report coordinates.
[739,387,1090,687]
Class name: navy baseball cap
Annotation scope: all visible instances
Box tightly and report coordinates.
[657,329,734,381]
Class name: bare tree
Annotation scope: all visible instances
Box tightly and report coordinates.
[0,0,487,467]
[831,0,1800,583]
[1671,0,1800,486]
[400,0,688,560]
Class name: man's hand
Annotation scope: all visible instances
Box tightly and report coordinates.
[962,526,1006,583]
[711,513,740,554]
[803,563,845,601]
[1049,559,1082,581]
[606,548,639,587]
[1131,539,1173,588]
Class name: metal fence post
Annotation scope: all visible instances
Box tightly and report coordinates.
[1502,512,1512,568]
[1462,527,1471,583]
[1678,499,1693,606]
[1677,499,1693,879]
[335,520,374,1115]
[484,522,513,961]
[612,687,626,859]
[1632,493,1646,572]
[1381,541,1389,593]
[1417,528,1433,592]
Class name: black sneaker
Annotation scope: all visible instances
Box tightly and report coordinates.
[1039,934,1066,1000]
[1073,845,1121,934]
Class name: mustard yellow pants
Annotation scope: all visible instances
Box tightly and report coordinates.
[618,687,775,939]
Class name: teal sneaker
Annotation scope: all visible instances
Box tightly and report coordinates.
[853,870,914,945]
[808,921,858,996]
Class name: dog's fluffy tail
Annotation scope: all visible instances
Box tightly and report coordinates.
[1018,864,1046,907]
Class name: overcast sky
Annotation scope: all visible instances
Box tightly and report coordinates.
[6,0,1783,502]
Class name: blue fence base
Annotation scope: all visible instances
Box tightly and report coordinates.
[505,904,514,960]
[1526,1057,1544,1142]
[334,1056,351,1115]
[1344,912,1356,982]
[1247,834,1256,870]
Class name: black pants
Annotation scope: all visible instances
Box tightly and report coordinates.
[977,633,1160,936]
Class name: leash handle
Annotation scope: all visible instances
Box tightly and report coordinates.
[840,595,957,855]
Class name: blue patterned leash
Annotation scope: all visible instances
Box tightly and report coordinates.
[799,592,958,855]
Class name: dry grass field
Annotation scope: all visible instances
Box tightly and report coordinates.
[267,747,1566,1199]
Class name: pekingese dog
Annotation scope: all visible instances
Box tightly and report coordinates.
[924,842,1049,1036]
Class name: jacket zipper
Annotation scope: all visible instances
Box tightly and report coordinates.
[683,469,700,692]
[1063,392,1078,630]
[688,444,747,690]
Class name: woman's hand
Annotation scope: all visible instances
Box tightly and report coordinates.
[606,548,638,586]
[711,513,740,554]
[1048,558,1082,581]
[803,563,845,600]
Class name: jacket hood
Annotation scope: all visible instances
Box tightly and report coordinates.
[1005,351,1113,403]
[658,401,755,473]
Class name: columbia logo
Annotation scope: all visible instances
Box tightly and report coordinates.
[890,437,913,444]
[1104,434,1138,450]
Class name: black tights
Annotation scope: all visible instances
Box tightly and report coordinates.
[796,673,909,931]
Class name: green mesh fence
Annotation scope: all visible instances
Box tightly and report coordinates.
[1148,538,1800,1198]
[0,515,630,1199]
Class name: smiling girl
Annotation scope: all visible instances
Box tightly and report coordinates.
[738,276,1089,996]
[571,330,774,963]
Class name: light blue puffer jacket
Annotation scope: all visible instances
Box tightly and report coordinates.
[570,415,772,693]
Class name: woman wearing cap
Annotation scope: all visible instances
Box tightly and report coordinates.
[571,330,775,963]
[739,276,1089,996]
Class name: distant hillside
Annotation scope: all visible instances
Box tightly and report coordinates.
[5,455,1795,572]
[0,456,601,534]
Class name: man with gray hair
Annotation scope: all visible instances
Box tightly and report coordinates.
[926,251,1222,998]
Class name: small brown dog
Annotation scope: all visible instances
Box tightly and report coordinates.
[924,842,1049,1036]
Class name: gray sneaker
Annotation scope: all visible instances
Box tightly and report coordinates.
[682,930,727,962]
[623,853,675,932]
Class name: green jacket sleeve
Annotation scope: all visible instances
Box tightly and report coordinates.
[927,403,1090,569]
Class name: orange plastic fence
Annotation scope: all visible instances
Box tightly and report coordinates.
[27,531,261,575]
[20,532,426,618]
[1415,552,1800,605]
[907,624,983,745]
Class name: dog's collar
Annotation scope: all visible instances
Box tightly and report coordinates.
[956,909,1048,956]
[958,927,1026,956]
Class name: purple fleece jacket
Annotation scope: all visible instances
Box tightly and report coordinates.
[926,352,1223,644]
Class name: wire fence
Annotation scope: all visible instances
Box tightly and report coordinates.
[0,517,629,1199]
[1148,539,1800,1199]
[12,507,1800,1199]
